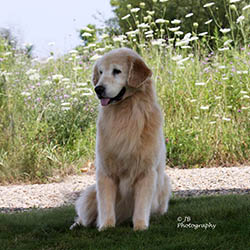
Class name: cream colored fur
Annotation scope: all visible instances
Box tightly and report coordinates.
[73,48,171,231]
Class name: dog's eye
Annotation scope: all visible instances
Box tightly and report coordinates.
[99,70,103,75]
[113,69,121,75]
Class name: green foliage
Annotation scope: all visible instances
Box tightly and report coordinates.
[110,0,250,47]
[79,24,97,45]
[0,1,249,183]
[0,195,249,249]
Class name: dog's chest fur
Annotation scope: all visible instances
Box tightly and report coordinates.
[96,94,162,178]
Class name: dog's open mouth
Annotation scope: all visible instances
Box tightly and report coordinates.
[100,87,126,106]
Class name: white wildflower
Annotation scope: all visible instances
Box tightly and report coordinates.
[82,26,94,32]
[26,69,37,75]
[146,10,155,15]
[151,39,165,46]
[177,57,190,65]
[3,52,11,57]
[171,19,181,24]
[195,82,206,86]
[209,121,216,124]
[113,35,127,42]
[29,73,40,81]
[101,34,109,39]
[171,55,182,61]
[184,33,192,40]
[87,43,96,48]
[61,102,71,106]
[77,83,88,87]
[205,19,213,25]
[222,117,231,121]
[194,24,202,32]
[176,40,189,46]
[237,70,248,74]
[145,30,154,35]
[204,2,215,8]
[240,91,248,94]
[243,95,250,99]
[198,32,208,36]
[140,2,145,8]
[21,91,31,96]
[190,99,197,103]
[168,26,181,32]
[215,96,222,100]
[224,39,233,46]
[121,14,131,20]
[94,48,106,53]
[126,30,139,37]
[73,66,82,71]
[176,31,184,36]
[175,33,191,47]
[160,0,168,2]
[81,32,92,37]
[44,80,52,85]
[220,28,231,33]
[90,54,102,61]
[62,107,70,111]
[62,78,70,82]
[218,47,230,51]
[137,23,150,28]
[155,18,166,24]
[230,0,240,3]
[69,49,78,54]
[242,4,250,11]
[200,106,209,110]
[185,13,193,18]
[131,8,140,13]
[52,74,64,81]
[189,36,199,41]
[218,65,226,69]
[236,15,245,23]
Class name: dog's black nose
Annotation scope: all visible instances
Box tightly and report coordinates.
[95,86,105,96]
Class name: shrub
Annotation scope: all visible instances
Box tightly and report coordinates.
[0,1,249,183]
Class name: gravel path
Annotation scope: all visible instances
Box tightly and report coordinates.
[0,166,249,213]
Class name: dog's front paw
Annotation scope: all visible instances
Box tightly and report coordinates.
[98,218,115,231]
[133,219,148,231]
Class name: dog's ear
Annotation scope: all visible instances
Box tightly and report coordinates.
[92,62,99,86]
[127,57,152,88]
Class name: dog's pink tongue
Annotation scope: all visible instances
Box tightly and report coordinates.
[101,98,110,106]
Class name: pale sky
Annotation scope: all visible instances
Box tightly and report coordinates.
[0,0,113,57]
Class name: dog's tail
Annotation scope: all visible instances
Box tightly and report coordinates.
[70,184,97,230]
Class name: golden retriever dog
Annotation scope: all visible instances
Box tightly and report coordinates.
[72,48,171,231]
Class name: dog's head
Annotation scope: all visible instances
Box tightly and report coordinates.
[92,48,152,106]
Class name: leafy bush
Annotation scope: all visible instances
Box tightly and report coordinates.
[110,0,250,47]
[0,1,249,183]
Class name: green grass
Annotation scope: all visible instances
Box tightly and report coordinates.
[0,194,249,250]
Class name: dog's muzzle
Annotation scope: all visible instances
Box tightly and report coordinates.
[94,86,126,106]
